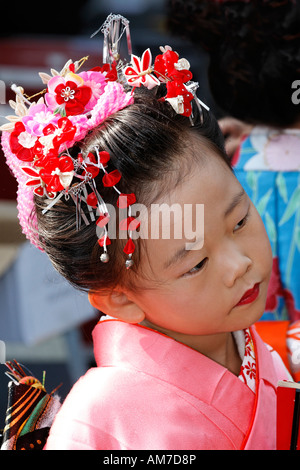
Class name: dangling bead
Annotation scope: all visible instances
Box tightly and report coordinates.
[100,252,110,263]
[125,258,134,269]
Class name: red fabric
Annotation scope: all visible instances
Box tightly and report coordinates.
[123,238,135,255]
[102,169,121,187]
[117,193,136,208]
[254,320,290,370]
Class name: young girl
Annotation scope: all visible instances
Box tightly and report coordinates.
[1,15,291,450]
[167,0,300,379]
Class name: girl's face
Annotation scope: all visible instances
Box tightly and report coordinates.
[127,147,273,344]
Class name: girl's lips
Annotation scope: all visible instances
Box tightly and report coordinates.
[235,283,260,307]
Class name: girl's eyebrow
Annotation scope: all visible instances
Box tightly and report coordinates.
[224,188,246,218]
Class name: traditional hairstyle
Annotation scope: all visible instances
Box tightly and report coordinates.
[1,14,228,293]
[34,89,228,292]
[167,0,300,128]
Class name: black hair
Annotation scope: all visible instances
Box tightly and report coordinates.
[167,0,300,128]
[34,86,228,293]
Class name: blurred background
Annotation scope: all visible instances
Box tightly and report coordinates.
[0,0,216,426]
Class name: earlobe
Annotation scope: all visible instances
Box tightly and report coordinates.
[88,289,145,324]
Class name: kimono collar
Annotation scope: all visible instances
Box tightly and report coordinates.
[93,319,279,392]
[92,319,256,402]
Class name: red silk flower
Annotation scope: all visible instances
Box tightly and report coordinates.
[82,153,100,179]
[10,122,37,162]
[39,156,74,193]
[102,169,122,187]
[54,80,92,116]
[154,49,192,83]
[91,63,118,82]
[165,80,194,117]
[86,192,98,208]
[117,193,136,208]
[124,48,160,89]
[42,117,77,149]
[21,166,46,197]
[99,151,110,165]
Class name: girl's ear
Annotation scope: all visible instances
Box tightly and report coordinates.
[88,289,145,324]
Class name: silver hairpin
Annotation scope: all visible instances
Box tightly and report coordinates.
[91,13,132,64]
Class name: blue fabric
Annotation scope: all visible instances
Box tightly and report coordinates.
[233,127,300,321]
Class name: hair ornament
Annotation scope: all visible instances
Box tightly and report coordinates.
[1,13,209,269]
[96,13,132,65]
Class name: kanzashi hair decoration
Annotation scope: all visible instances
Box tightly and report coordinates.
[0,13,209,269]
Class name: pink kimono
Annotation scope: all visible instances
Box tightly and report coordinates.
[45,320,289,450]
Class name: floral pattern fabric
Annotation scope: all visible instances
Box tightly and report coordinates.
[233,126,300,322]
[236,329,256,394]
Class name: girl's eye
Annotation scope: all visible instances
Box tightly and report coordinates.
[233,212,249,232]
[184,257,208,277]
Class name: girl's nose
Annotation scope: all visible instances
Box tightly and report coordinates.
[221,244,252,288]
